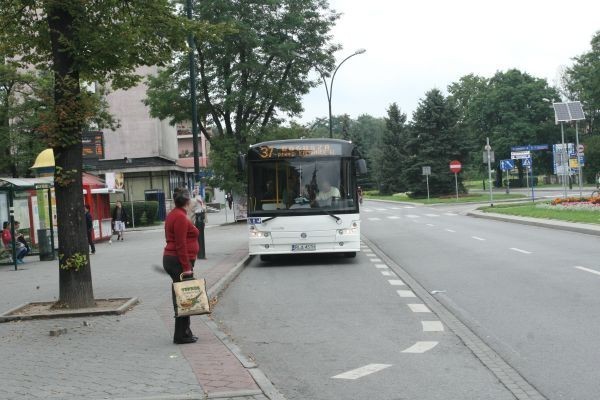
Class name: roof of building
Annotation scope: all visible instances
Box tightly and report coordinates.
[84,156,181,173]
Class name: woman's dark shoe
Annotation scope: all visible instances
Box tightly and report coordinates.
[173,336,198,344]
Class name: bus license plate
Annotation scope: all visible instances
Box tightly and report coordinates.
[292,243,316,252]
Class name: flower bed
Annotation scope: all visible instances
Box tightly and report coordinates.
[546,195,600,211]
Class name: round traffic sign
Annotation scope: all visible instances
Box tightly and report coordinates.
[449,160,462,173]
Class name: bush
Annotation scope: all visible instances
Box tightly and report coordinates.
[118,201,159,226]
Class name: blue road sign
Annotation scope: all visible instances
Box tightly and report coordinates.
[511,144,549,152]
[500,159,515,171]
[522,158,532,167]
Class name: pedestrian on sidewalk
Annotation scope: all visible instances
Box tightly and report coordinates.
[85,204,96,254]
[111,200,128,241]
[226,192,233,209]
[163,187,200,344]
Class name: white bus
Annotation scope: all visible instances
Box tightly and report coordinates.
[245,138,367,261]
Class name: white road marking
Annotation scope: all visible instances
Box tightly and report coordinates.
[510,247,532,254]
[397,290,416,298]
[368,217,381,221]
[375,264,388,269]
[405,214,420,218]
[390,207,403,210]
[426,224,435,227]
[444,229,456,233]
[472,236,485,241]
[369,258,382,263]
[388,279,405,286]
[374,207,386,211]
[575,266,600,276]
[421,321,444,332]
[401,341,439,353]
[387,216,401,219]
[381,270,393,276]
[403,206,415,209]
[363,209,374,213]
[331,364,392,380]
[444,212,457,216]
[424,213,439,217]
[408,304,431,313]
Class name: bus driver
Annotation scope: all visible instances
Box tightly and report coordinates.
[315,178,340,206]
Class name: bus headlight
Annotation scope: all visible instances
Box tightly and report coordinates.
[250,230,270,238]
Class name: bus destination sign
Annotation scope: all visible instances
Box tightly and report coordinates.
[257,143,342,159]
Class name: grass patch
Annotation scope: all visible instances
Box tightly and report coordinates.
[480,202,600,225]
[365,192,526,204]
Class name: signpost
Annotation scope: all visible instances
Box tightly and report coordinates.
[449,160,461,200]
[511,144,548,202]
[485,138,493,206]
[422,166,431,200]
[500,159,515,194]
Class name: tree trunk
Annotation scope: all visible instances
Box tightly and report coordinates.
[47,3,95,308]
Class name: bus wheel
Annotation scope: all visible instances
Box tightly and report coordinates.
[344,252,356,258]
[260,255,273,262]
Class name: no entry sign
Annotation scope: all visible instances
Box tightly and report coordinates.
[449,160,462,173]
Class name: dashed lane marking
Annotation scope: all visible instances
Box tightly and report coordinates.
[403,206,415,209]
[368,217,381,221]
[375,208,386,211]
[375,264,388,269]
[387,216,401,219]
[381,271,393,276]
[444,229,456,233]
[426,224,435,227]
[369,258,382,263]
[424,213,439,217]
[444,212,457,216]
[390,207,403,210]
[388,279,405,286]
[510,247,532,254]
[421,321,444,332]
[397,290,416,298]
[363,209,374,212]
[408,304,431,313]
[472,236,485,241]
[405,214,420,218]
[575,266,600,276]
[331,364,392,380]
[401,341,439,353]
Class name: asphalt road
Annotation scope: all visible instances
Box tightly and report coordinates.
[359,200,600,400]
[213,221,520,399]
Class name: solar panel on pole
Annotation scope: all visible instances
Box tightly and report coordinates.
[552,103,570,124]
[567,101,586,121]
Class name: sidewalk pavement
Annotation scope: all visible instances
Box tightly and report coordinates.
[0,208,285,400]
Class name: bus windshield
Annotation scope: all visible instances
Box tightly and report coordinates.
[248,157,357,216]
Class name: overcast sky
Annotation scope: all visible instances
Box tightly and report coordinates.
[296,0,600,124]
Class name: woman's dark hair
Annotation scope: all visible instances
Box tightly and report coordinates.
[173,187,191,208]
[2,221,8,229]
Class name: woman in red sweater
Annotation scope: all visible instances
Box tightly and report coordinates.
[163,188,200,344]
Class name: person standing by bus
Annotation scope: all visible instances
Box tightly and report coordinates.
[111,201,128,241]
[163,188,200,344]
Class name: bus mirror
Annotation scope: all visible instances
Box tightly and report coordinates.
[356,159,367,175]
[237,154,246,172]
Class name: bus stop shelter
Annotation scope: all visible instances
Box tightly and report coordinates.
[0,177,56,270]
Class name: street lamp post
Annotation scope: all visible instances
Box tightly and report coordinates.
[317,49,366,138]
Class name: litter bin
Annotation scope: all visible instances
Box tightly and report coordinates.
[37,229,55,261]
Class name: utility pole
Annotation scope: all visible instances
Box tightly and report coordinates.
[185,0,205,259]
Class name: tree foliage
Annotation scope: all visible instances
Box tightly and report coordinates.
[144,0,339,191]
[562,31,600,135]
[373,103,409,195]
[0,0,186,308]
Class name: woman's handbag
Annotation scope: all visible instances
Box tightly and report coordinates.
[173,274,211,317]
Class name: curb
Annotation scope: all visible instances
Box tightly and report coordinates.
[203,254,288,400]
[467,210,600,236]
